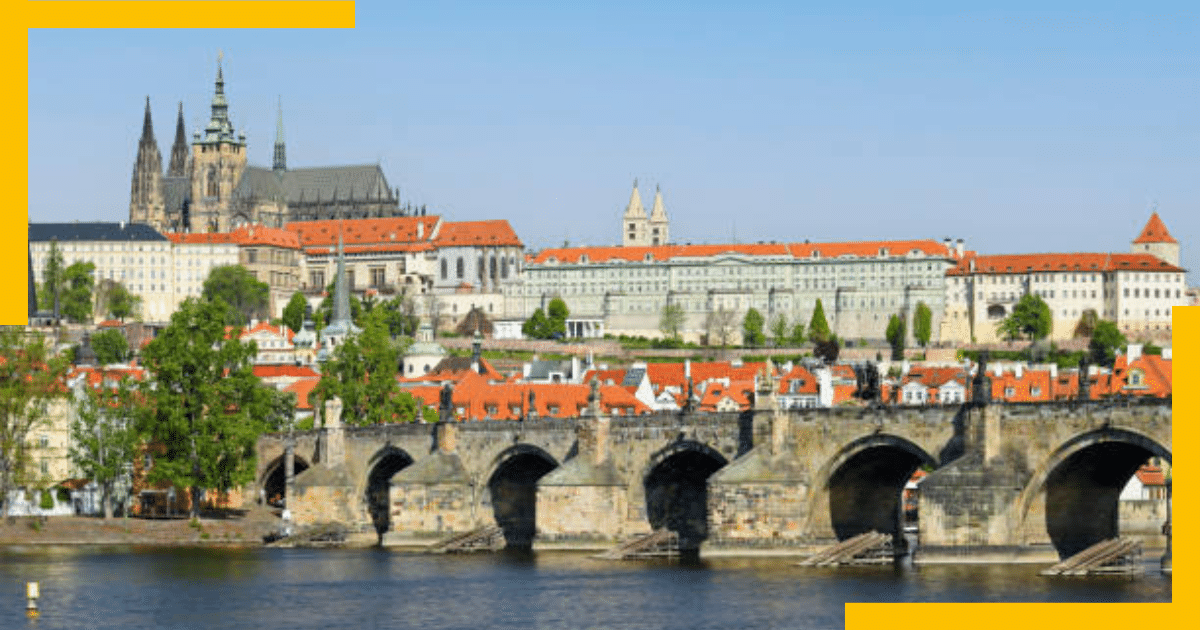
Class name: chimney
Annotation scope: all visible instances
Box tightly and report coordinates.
[1015,363,1023,379]
[956,239,964,258]
[1049,363,1057,379]
[969,258,976,272]
[684,359,691,381]
[1127,343,1143,363]
[417,222,424,240]
[943,238,952,254]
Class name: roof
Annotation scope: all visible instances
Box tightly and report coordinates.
[401,373,651,420]
[1135,465,1166,486]
[252,365,319,379]
[240,322,296,342]
[434,220,523,248]
[529,239,953,265]
[1133,213,1177,244]
[30,222,166,243]
[232,164,393,205]
[948,252,1184,275]
[287,216,441,253]
[283,377,320,410]
[778,365,818,395]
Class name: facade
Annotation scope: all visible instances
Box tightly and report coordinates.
[166,225,302,317]
[943,214,1186,343]
[517,239,961,344]
[621,181,670,247]
[129,55,407,235]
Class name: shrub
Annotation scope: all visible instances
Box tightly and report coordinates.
[39,490,55,510]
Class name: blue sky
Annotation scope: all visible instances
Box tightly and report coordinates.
[27,1,1200,276]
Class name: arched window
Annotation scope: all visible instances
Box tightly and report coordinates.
[501,258,508,279]
[490,257,497,280]
[440,259,448,280]
[206,166,219,198]
[456,257,464,279]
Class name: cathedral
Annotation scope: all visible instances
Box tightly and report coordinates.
[129,56,408,233]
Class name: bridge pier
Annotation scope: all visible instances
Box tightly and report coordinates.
[536,413,629,544]
[389,422,475,537]
[291,397,359,527]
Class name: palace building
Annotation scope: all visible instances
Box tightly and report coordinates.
[129,55,406,235]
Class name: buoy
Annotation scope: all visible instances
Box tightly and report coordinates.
[26,581,39,618]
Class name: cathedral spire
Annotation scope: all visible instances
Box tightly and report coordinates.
[140,96,156,144]
[168,101,189,177]
[201,51,239,145]
[130,96,164,228]
[273,96,287,173]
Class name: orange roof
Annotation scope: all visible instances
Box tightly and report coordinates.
[948,252,1183,275]
[165,226,300,249]
[68,365,146,387]
[777,365,818,395]
[96,319,123,329]
[1135,464,1166,486]
[531,239,952,265]
[402,373,650,420]
[253,365,319,379]
[1109,353,1172,398]
[433,220,523,248]
[287,216,441,249]
[240,322,296,343]
[643,361,767,391]
[698,380,754,411]
[1133,213,1177,244]
[166,232,235,245]
[990,368,1054,403]
[283,377,321,410]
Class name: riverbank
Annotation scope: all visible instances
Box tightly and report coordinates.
[0,505,281,547]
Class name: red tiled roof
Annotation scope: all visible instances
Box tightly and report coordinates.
[283,378,321,410]
[253,365,319,379]
[530,239,952,265]
[240,322,296,343]
[990,368,1054,402]
[401,373,651,420]
[948,252,1184,276]
[777,365,817,395]
[1135,464,1166,486]
[166,232,235,245]
[1133,213,1177,244]
[287,216,442,250]
[433,220,523,248]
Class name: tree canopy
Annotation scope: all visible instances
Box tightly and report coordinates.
[997,294,1053,341]
[0,328,69,516]
[38,240,64,318]
[659,303,686,341]
[69,374,141,518]
[281,292,309,335]
[202,265,269,325]
[523,298,570,339]
[1088,320,1127,367]
[742,308,766,347]
[62,261,96,323]
[808,299,832,344]
[313,308,432,425]
[913,302,932,348]
[769,314,789,348]
[91,329,129,365]
[886,313,907,360]
[789,321,807,347]
[139,297,272,518]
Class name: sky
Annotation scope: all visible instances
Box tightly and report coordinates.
[27,1,1200,277]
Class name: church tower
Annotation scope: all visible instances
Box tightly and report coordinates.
[621,180,648,247]
[273,97,287,174]
[648,185,669,246]
[189,53,247,233]
[1132,211,1180,266]
[129,96,165,228]
[168,102,190,177]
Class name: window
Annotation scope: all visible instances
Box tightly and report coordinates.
[456,257,464,279]
[247,249,257,264]
[346,270,355,289]
[370,266,386,287]
[441,259,448,280]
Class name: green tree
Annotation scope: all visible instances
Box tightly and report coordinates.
[769,314,789,347]
[0,328,69,516]
[312,308,424,425]
[69,375,141,519]
[997,294,1053,342]
[913,301,932,348]
[375,296,421,338]
[659,303,686,341]
[886,313,907,360]
[808,299,832,344]
[546,298,570,337]
[38,240,65,319]
[742,308,766,348]
[107,282,141,322]
[1088,320,1127,367]
[62,261,96,323]
[523,308,549,339]
[789,321,807,347]
[281,292,309,335]
[315,281,362,329]
[201,265,269,326]
[139,298,272,518]
[91,329,129,365]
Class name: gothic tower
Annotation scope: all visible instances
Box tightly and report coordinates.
[1132,211,1180,266]
[129,96,165,228]
[189,53,247,233]
[621,180,648,247]
[648,185,670,246]
[273,97,287,174]
[168,102,190,177]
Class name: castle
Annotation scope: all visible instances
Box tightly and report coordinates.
[129,55,407,234]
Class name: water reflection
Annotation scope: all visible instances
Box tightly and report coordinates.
[0,547,1170,630]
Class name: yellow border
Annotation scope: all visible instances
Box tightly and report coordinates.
[7,2,1186,628]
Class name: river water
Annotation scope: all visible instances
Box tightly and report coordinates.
[0,546,1170,630]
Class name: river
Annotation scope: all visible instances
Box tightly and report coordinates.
[0,546,1170,630]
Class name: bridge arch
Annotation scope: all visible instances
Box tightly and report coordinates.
[812,434,937,542]
[365,446,416,537]
[1016,427,1170,558]
[485,445,559,548]
[259,454,311,507]
[642,440,729,549]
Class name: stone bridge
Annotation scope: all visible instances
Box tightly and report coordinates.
[257,394,1170,559]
